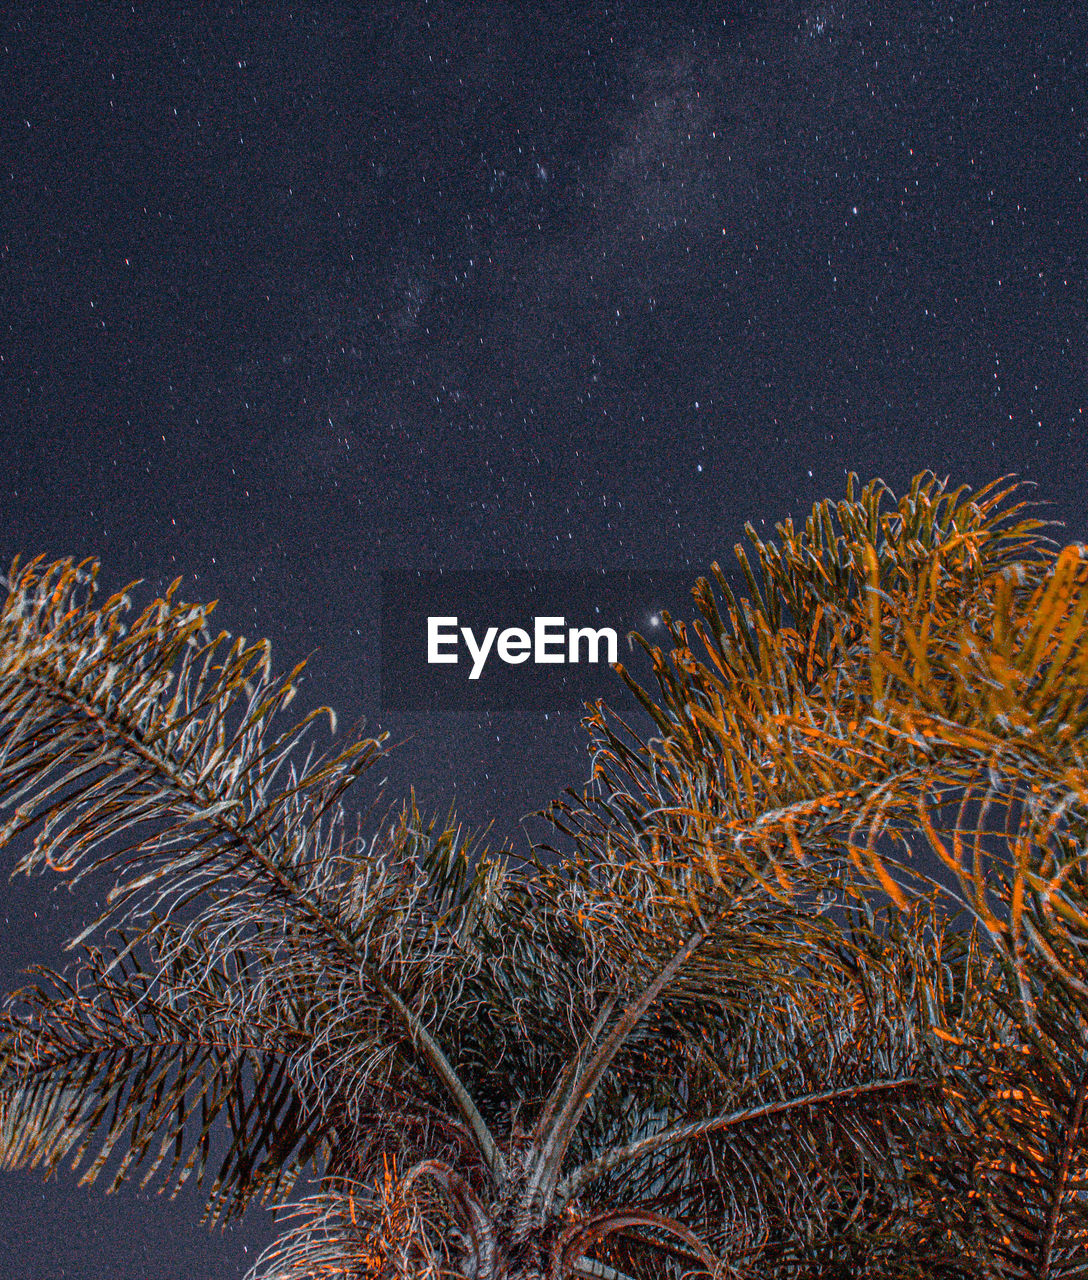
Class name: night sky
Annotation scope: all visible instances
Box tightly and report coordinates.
[2,3,1086,1275]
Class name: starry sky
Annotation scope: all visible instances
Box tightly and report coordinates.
[1,2,1086,1275]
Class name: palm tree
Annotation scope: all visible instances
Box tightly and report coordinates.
[576,470,1088,1275]
[0,472,1084,1276]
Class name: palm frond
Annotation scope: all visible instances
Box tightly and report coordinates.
[0,928,323,1221]
[3,475,1087,1277]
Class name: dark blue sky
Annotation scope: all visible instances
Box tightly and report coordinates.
[2,2,1086,1275]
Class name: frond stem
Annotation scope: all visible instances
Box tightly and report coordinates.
[556,1074,924,1205]
[527,928,707,1215]
[1038,1058,1088,1278]
[15,667,508,1188]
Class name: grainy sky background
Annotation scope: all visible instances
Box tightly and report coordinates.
[1,2,1086,1274]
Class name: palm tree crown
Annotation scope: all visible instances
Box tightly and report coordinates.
[0,472,1086,1278]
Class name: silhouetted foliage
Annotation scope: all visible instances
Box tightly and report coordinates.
[0,472,1085,1277]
